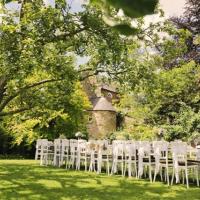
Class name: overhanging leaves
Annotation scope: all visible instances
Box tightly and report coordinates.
[90,0,158,35]
[107,0,158,18]
[90,0,158,18]
[113,24,138,36]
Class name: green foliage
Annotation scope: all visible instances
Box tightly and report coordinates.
[119,61,200,141]
[3,82,91,145]
[105,0,158,18]
[90,0,158,17]
[163,105,200,142]
[3,0,158,36]
[129,125,157,140]
[114,92,158,140]
[2,0,12,4]
[143,62,200,123]
[112,125,157,141]
[112,24,137,36]
[0,1,128,146]
[117,15,200,142]
[90,0,158,35]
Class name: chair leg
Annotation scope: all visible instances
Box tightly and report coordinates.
[123,162,127,176]
[69,157,73,169]
[164,168,166,182]
[196,167,199,187]
[107,160,110,175]
[128,162,131,178]
[149,165,152,182]
[166,166,169,186]
[85,157,87,171]
[144,166,147,178]
[135,162,138,178]
[67,156,69,169]
[59,156,62,167]
[97,159,100,174]
[185,168,189,188]
[192,168,195,182]
[72,157,75,169]
[160,167,163,181]
[111,162,114,175]
[182,170,185,184]
[171,168,175,185]
[153,169,157,182]
[131,163,135,177]
[35,151,38,160]
[76,157,80,170]
[66,157,68,169]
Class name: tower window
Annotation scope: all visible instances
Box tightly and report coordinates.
[107,92,113,98]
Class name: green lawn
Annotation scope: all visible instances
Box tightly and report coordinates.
[0,160,199,200]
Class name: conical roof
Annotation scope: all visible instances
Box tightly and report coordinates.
[90,97,116,112]
[101,84,117,93]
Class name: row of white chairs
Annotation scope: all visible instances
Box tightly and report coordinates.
[35,139,200,188]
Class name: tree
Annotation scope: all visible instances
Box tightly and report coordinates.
[3,0,158,36]
[116,8,200,141]
[91,0,158,35]
[0,0,132,145]
[0,0,129,118]
[171,0,200,64]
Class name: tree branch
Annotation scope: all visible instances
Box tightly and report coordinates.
[55,27,87,41]
[79,68,129,81]
[77,67,93,73]
[0,76,7,104]
[0,78,63,112]
[0,107,30,117]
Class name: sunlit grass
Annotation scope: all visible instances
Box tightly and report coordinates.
[0,160,199,200]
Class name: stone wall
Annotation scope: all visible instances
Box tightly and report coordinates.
[101,89,119,102]
[87,111,116,139]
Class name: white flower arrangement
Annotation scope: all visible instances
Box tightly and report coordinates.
[75,131,84,138]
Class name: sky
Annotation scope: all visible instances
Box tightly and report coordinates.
[160,0,186,17]
[68,0,187,17]
[6,0,186,17]
[57,0,187,16]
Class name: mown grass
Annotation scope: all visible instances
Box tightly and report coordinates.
[0,160,199,200]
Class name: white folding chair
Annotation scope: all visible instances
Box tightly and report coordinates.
[111,140,125,176]
[97,140,112,175]
[138,141,153,182]
[35,139,48,160]
[40,140,54,166]
[53,139,62,167]
[76,140,88,171]
[68,139,78,169]
[60,139,70,168]
[153,141,170,185]
[123,141,138,178]
[171,141,199,188]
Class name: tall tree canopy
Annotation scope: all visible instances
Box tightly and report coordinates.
[171,0,200,64]
[0,0,132,144]
[116,2,200,142]
[91,0,158,35]
[3,0,158,35]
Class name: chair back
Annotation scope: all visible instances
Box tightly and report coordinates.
[171,141,187,163]
[70,139,78,154]
[54,139,62,153]
[61,139,70,153]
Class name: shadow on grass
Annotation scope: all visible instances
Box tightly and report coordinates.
[0,160,199,200]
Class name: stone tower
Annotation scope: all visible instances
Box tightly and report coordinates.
[82,78,117,139]
[87,97,116,139]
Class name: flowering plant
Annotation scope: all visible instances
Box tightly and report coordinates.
[75,131,84,138]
